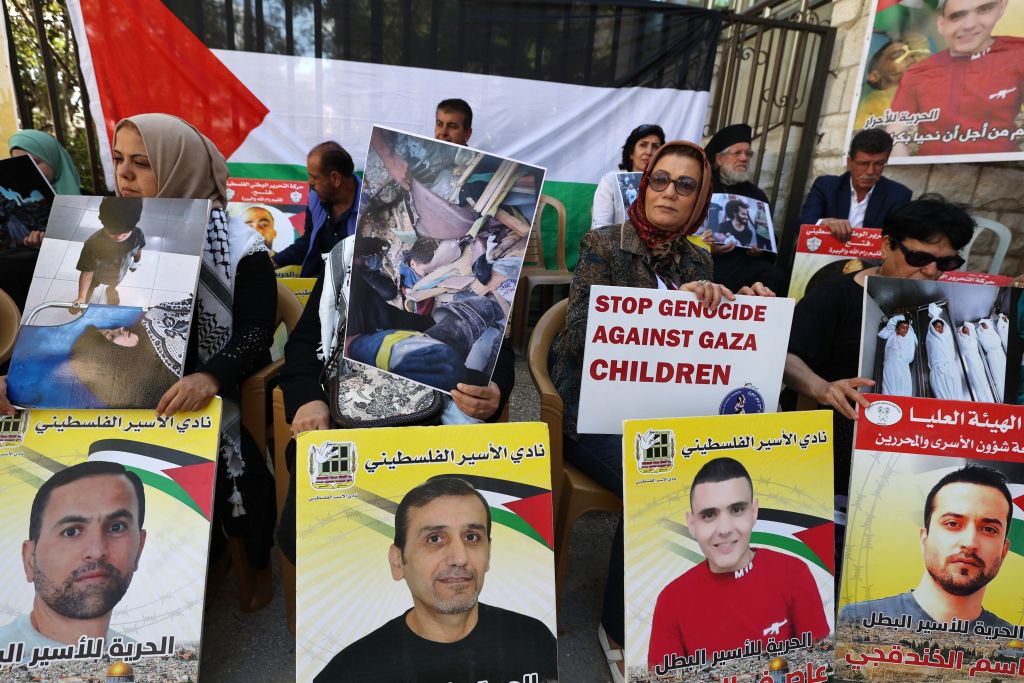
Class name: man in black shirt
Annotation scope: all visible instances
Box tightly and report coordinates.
[314,478,557,682]
[73,197,145,307]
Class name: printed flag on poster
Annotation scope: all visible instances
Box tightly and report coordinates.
[858,275,1022,404]
[342,127,544,394]
[787,225,1014,302]
[7,196,210,409]
[837,395,1024,681]
[847,0,1024,165]
[0,401,220,680]
[576,285,794,434]
[64,0,721,269]
[623,411,834,683]
[295,422,557,683]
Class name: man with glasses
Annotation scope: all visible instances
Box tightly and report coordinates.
[784,196,974,573]
[797,129,912,242]
[703,124,787,294]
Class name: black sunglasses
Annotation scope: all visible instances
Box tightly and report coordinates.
[647,173,699,197]
[891,239,964,272]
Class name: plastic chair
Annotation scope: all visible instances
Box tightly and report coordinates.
[964,215,1013,275]
[512,195,573,352]
[0,290,19,366]
[527,298,621,598]
[231,281,304,613]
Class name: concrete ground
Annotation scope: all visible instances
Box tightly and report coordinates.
[199,356,616,682]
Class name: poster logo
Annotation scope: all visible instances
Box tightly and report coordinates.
[806,236,822,253]
[308,441,357,490]
[864,400,903,426]
[0,409,29,447]
[719,385,765,415]
[635,429,675,474]
[290,190,302,203]
[225,188,235,200]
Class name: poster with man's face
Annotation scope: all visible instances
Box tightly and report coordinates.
[0,401,219,680]
[848,0,1024,164]
[296,422,557,683]
[838,395,1024,680]
[700,193,777,253]
[342,126,545,395]
[623,411,834,683]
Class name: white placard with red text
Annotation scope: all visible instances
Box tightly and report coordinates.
[576,285,794,434]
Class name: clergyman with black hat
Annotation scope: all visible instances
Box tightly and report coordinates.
[704,123,787,294]
[73,197,146,307]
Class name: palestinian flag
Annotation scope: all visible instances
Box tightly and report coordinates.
[67,0,722,268]
[872,0,939,35]
[663,507,834,574]
[88,439,216,520]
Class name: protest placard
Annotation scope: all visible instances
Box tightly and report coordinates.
[296,421,557,683]
[837,395,1024,681]
[847,1,1024,165]
[0,400,220,681]
[0,155,54,250]
[342,126,545,394]
[623,411,834,683]
[7,196,209,409]
[859,275,1021,403]
[701,193,777,253]
[576,285,794,434]
[226,177,309,271]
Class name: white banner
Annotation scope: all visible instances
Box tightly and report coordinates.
[577,285,794,434]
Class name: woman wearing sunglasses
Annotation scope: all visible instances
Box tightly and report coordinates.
[551,140,774,682]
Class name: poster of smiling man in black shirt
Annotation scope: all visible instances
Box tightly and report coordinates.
[313,477,557,683]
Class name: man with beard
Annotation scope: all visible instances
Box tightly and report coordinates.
[704,124,787,293]
[840,464,1012,627]
[314,477,557,682]
[0,461,147,656]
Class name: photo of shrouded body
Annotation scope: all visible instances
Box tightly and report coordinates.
[343,127,545,393]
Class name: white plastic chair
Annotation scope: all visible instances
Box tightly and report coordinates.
[963,215,1013,274]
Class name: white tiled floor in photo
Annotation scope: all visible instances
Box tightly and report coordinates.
[153,251,201,291]
[31,238,70,280]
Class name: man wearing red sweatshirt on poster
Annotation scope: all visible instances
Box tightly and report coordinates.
[647,457,831,669]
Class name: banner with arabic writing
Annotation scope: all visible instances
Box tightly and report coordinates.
[847,1,1024,165]
[622,411,834,683]
[226,177,309,277]
[859,275,1021,404]
[0,400,220,680]
[837,394,1024,681]
[295,422,557,683]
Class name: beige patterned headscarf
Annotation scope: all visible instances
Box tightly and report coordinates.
[114,113,228,209]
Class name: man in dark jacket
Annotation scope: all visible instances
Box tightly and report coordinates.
[797,128,912,241]
[272,141,360,277]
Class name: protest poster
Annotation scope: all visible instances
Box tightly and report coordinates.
[787,225,883,302]
[0,155,54,250]
[269,277,316,360]
[7,196,209,409]
[623,411,835,683]
[701,193,777,253]
[859,275,1021,403]
[576,285,794,434]
[787,225,1014,302]
[0,400,221,681]
[296,421,557,683]
[837,394,1024,681]
[226,177,308,273]
[847,0,1024,165]
[343,126,545,394]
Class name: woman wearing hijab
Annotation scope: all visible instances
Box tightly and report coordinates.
[590,123,666,228]
[111,113,278,609]
[924,305,968,401]
[976,318,1006,401]
[0,130,82,310]
[552,140,774,682]
[877,314,916,396]
[957,321,995,403]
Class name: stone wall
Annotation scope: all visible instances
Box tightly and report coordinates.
[812,0,1024,275]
